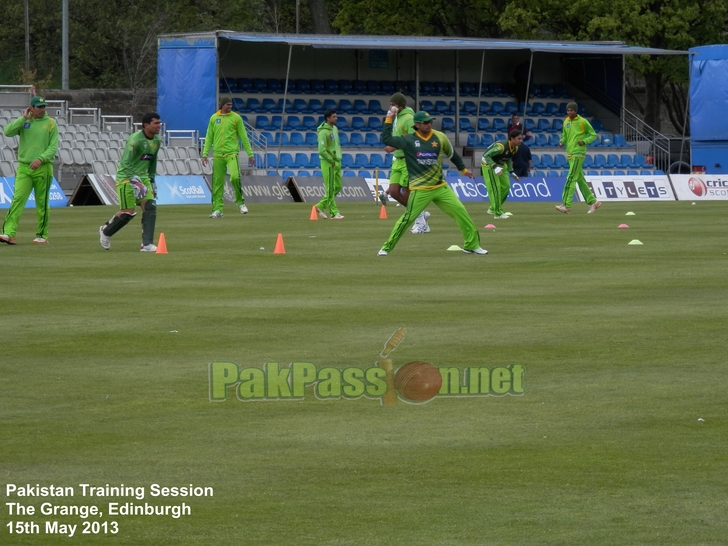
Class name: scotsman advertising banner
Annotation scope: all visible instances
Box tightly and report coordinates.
[670,174,728,201]
[577,175,675,201]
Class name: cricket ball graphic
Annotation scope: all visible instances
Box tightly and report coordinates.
[395,361,442,402]
[688,177,707,197]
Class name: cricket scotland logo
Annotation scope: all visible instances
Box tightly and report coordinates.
[209,328,524,405]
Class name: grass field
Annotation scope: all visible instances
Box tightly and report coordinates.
[1,200,727,545]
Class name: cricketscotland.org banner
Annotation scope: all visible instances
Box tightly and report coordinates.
[0,176,68,208]
[670,174,728,201]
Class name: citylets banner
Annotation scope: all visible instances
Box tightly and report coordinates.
[670,174,728,201]
[577,175,675,201]
[156,176,211,205]
[446,176,568,203]
[0,177,68,208]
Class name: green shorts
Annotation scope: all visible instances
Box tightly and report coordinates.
[116,177,153,209]
[389,158,409,188]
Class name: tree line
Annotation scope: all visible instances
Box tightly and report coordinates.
[1,0,725,132]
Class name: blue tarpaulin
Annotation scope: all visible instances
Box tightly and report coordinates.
[690,45,728,141]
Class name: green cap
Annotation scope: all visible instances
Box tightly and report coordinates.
[413,111,434,123]
[30,96,46,107]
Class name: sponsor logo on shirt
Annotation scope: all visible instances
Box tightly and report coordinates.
[23,122,31,129]
[416,151,439,166]
[141,153,153,161]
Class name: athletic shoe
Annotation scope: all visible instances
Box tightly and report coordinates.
[378,192,388,206]
[377,249,388,256]
[140,244,158,252]
[331,213,345,220]
[99,226,111,250]
[555,204,571,214]
[410,212,430,234]
[587,201,602,214]
[32,238,48,244]
[209,210,223,218]
[239,204,248,214]
[316,207,328,219]
[487,209,494,215]
[462,247,488,255]
[494,214,509,219]
[0,234,17,245]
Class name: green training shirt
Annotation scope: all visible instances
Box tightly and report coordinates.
[116,130,161,182]
[480,140,518,171]
[317,120,341,165]
[559,115,597,158]
[391,107,415,159]
[382,118,466,190]
[3,113,58,165]
[202,110,253,159]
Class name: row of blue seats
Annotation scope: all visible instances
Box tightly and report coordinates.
[250,114,383,132]
[533,153,653,170]
[232,97,581,118]
[468,132,626,148]
[220,78,570,98]
[254,131,385,147]
[439,116,603,133]
[266,152,397,170]
[269,169,663,179]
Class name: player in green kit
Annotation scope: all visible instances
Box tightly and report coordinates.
[480,130,523,219]
[556,102,601,214]
[98,113,162,251]
[383,93,430,233]
[1,96,58,245]
[378,110,486,256]
[315,109,344,220]
[202,97,254,218]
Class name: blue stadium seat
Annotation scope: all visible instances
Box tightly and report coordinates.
[554,84,569,98]
[627,170,640,176]
[540,84,555,98]
[477,102,490,116]
[380,81,395,95]
[529,102,546,116]
[489,82,504,96]
[269,115,282,130]
[433,81,447,95]
[310,79,324,93]
[313,170,323,177]
[591,119,604,132]
[583,156,595,169]
[308,99,324,114]
[459,118,475,132]
[351,116,367,132]
[261,131,277,146]
[336,117,351,132]
[537,119,551,132]
[255,115,270,130]
[554,154,568,169]
[477,118,493,132]
[593,154,608,169]
[323,99,337,112]
[420,81,434,95]
[598,170,611,176]
[352,99,367,114]
[261,98,278,113]
[552,119,564,133]
[302,116,317,131]
[607,154,621,168]
[534,134,549,147]
[284,115,301,131]
[297,170,311,177]
[654,169,665,175]
[251,78,266,92]
[420,100,435,112]
[366,80,381,94]
[586,170,599,176]
[365,133,380,147]
[305,133,318,146]
[338,133,350,147]
[266,153,278,168]
[480,134,495,147]
[324,79,339,93]
[461,101,477,115]
[547,170,560,177]
[434,100,449,115]
[633,154,649,168]
[446,170,459,177]
[232,98,246,113]
[544,102,559,116]
[352,80,366,94]
[539,154,555,169]
[289,133,305,147]
[489,101,505,115]
[492,118,507,133]
[339,99,354,114]
[343,170,357,177]
[358,170,372,177]
[295,79,310,94]
[341,154,355,168]
[467,134,478,147]
[370,154,385,169]
[534,170,546,177]
[548,133,561,146]
[291,99,307,114]
[368,117,382,132]
[245,98,262,113]
[279,133,289,147]
[524,118,537,133]
[355,154,371,168]
[236,78,251,92]
[505,101,519,114]
[461,82,475,96]
[613,170,626,176]
[368,100,385,114]
[441,118,455,132]
[338,79,353,94]
[349,133,365,147]
[267,79,282,93]
[295,153,315,168]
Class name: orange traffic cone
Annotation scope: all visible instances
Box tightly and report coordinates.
[379,205,387,219]
[309,205,318,221]
[273,233,286,254]
[156,233,168,254]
